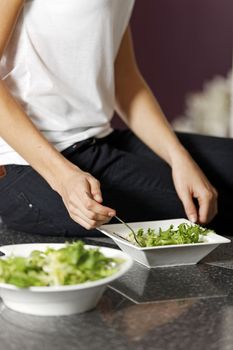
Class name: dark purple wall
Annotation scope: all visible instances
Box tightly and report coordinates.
[113,0,233,128]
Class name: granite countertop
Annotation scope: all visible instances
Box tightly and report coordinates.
[0,225,233,350]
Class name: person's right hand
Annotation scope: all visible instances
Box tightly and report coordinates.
[57,166,116,230]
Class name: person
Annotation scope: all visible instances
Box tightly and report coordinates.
[0,0,232,237]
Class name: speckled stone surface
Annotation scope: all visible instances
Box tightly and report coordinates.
[0,224,233,350]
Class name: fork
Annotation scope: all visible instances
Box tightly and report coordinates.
[114,216,142,246]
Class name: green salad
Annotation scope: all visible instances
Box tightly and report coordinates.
[128,223,211,247]
[0,241,123,288]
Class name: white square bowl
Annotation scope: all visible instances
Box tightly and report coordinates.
[99,218,230,268]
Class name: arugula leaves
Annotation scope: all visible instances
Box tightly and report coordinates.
[129,223,210,247]
[0,241,123,288]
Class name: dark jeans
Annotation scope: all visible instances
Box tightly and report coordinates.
[0,130,232,236]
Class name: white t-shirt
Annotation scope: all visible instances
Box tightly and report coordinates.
[0,0,135,165]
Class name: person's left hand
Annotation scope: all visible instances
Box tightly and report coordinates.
[171,150,218,224]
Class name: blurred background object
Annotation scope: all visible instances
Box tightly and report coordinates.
[230,65,233,136]
[112,0,233,137]
[173,71,232,137]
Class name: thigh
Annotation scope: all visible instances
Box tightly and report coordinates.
[69,140,185,223]
[111,129,233,190]
[3,131,230,236]
[0,144,182,236]
[0,165,91,236]
[176,133,233,233]
[109,130,233,232]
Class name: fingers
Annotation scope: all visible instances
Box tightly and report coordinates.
[78,192,115,228]
[197,188,218,224]
[80,201,114,222]
[181,186,218,225]
[172,154,218,226]
[66,195,115,229]
[69,206,111,230]
[88,177,103,203]
[62,171,116,230]
[180,191,198,223]
[82,189,115,218]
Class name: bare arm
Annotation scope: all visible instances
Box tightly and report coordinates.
[0,0,115,229]
[114,27,217,224]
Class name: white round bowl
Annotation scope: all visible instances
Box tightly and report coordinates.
[0,243,133,316]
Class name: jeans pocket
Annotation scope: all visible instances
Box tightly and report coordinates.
[0,165,32,194]
[0,191,55,234]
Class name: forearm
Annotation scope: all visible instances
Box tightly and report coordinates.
[0,81,115,228]
[0,81,76,191]
[115,71,188,166]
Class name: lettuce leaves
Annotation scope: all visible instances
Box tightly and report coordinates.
[129,223,210,247]
[0,241,122,288]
